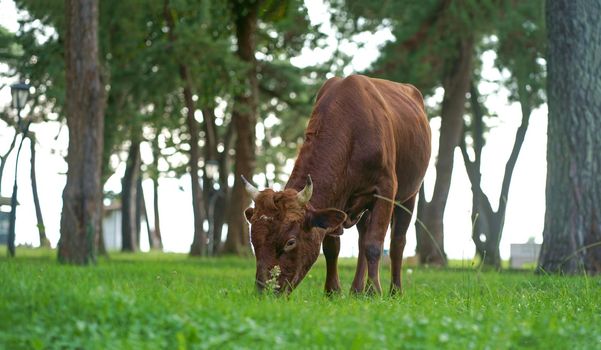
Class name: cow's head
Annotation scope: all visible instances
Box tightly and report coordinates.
[243,175,347,294]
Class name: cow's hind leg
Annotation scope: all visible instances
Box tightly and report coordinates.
[363,186,396,295]
[350,214,369,294]
[389,195,416,296]
[323,232,341,295]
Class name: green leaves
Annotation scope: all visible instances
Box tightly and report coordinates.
[0,26,20,63]
[494,0,546,107]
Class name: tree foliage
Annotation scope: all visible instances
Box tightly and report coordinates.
[1,0,552,263]
[3,0,325,256]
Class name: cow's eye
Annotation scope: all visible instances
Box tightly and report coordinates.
[284,238,297,252]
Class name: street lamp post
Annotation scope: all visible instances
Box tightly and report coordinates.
[7,82,31,257]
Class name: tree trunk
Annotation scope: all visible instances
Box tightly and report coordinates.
[222,0,259,255]
[185,79,207,257]
[58,0,105,264]
[121,139,140,252]
[415,38,474,266]
[98,212,107,257]
[201,107,218,162]
[201,107,222,256]
[28,134,49,248]
[136,175,143,244]
[213,121,234,253]
[176,68,207,256]
[538,0,601,274]
[460,83,532,269]
[139,179,153,251]
[0,129,18,188]
[150,135,163,250]
[474,190,501,267]
[7,125,30,257]
[150,176,163,250]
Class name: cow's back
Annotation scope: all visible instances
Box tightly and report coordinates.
[288,75,431,208]
[365,77,431,201]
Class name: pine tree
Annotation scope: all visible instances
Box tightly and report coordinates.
[58,0,105,264]
[538,0,601,274]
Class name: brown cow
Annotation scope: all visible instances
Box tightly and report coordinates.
[244,74,431,295]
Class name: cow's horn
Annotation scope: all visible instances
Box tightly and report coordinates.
[241,175,259,201]
[297,175,313,205]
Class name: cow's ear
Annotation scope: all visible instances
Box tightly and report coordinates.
[306,208,347,233]
[244,208,254,223]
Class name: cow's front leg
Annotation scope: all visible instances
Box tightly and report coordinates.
[363,190,395,295]
[323,233,341,295]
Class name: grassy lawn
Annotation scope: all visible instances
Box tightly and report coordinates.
[1,248,600,349]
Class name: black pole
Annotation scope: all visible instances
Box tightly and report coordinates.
[7,110,31,257]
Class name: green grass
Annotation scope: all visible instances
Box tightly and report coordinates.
[1,248,600,349]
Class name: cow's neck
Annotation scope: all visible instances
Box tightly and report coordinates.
[285,149,346,211]
[285,103,351,211]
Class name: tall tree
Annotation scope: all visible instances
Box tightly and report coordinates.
[460,84,532,268]
[461,1,545,268]
[149,133,163,250]
[58,0,105,264]
[29,133,50,247]
[200,107,223,255]
[163,0,209,256]
[222,0,318,255]
[538,0,601,274]
[166,0,249,256]
[415,36,473,265]
[121,138,141,252]
[0,128,18,189]
[223,0,261,255]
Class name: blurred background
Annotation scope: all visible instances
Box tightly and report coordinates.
[0,0,547,266]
